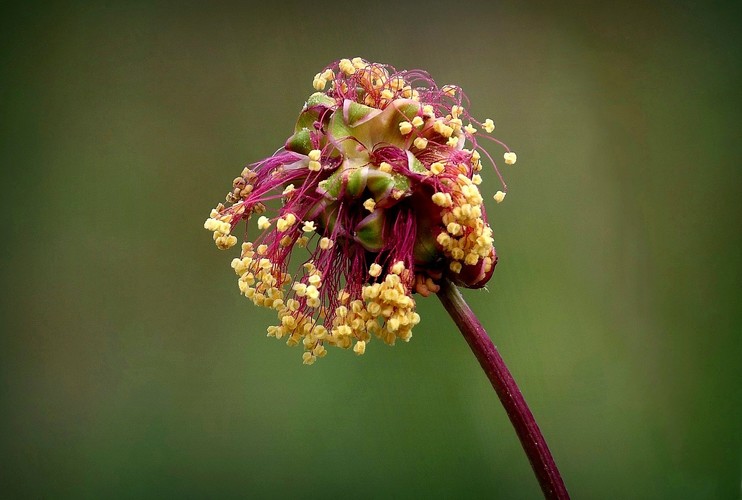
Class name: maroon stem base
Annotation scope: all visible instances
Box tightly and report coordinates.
[437,279,569,499]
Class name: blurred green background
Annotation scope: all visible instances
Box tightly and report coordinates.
[1,1,740,498]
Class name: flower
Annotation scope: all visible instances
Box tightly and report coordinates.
[204,57,515,364]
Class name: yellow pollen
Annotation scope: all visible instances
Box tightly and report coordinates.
[257,216,271,230]
[319,237,334,250]
[442,85,457,96]
[483,119,495,133]
[411,116,424,128]
[312,74,327,91]
[379,162,393,173]
[308,160,322,172]
[413,137,428,149]
[369,263,382,277]
[494,191,507,203]
[302,221,316,232]
[430,162,445,175]
[363,198,376,211]
[353,340,366,355]
[308,149,322,161]
[391,261,405,275]
[447,136,459,147]
[399,121,413,135]
[504,152,517,165]
[339,59,355,75]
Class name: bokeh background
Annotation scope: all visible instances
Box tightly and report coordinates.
[1,1,740,498]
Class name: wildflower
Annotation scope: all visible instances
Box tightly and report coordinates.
[204,57,514,363]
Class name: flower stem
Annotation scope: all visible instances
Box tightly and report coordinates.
[437,278,569,499]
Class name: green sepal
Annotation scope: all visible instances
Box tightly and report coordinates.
[344,101,379,127]
[285,128,313,154]
[306,92,336,108]
[295,93,336,132]
[392,173,411,192]
[354,209,386,252]
[407,152,427,173]
[345,166,368,198]
[318,170,342,200]
[295,110,317,132]
[366,170,394,200]
[413,228,440,264]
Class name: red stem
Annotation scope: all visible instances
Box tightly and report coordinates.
[437,279,569,499]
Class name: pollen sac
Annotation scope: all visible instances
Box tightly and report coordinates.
[204,57,514,363]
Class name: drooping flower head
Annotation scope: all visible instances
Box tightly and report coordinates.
[204,57,516,364]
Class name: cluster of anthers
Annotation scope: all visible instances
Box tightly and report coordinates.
[204,57,516,364]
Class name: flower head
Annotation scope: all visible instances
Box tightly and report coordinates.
[204,57,515,363]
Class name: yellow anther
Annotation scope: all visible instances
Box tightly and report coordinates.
[308,160,322,172]
[313,75,327,91]
[465,253,480,265]
[257,216,271,230]
[302,221,316,232]
[215,235,237,249]
[353,340,366,355]
[449,261,463,273]
[413,137,428,149]
[306,297,321,308]
[391,261,405,275]
[308,149,321,161]
[447,136,459,147]
[381,89,394,100]
[339,58,355,75]
[302,352,316,365]
[363,198,376,211]
[379,162,393,173]
[282,184,295,195]
[282,315,296,329]
[430,162,445,175]
[411,116,424,128]
[369,263,382,277]
[465,123,477,134]
[494,190,506,203]
[306,285,320,300]
[319,237,334,250]
[308,274,322,287]
[483,119,495,133]
[387,317,400,332]
[399,121,413,135]
[472,174,482,185]
[293,283,307,296]
[451,105,463,118]
[447,222,462,236]
[422,104,435,117]
[504,152,517,165]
